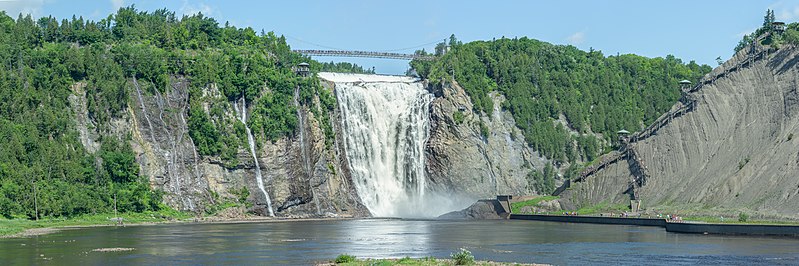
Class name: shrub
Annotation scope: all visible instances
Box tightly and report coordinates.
[334,254,356,264]
[479,121,489,140]
[738,212,749,222]
[231,186,250,206]
[397,257,414,263]
[453,111,465,124]
[737,158,749,170]
[450,248,475,265]
[788,133,794,141]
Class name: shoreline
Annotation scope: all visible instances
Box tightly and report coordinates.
[1,215,358,239]
[510,214,799,237]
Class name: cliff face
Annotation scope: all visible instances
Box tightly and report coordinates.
[70,77,368,217]
[562,45,799,219]
[426,81,540,198]
[68,72,556,217]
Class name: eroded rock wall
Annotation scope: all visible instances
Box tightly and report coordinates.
[426,81,540,198]
[563,45,799,219]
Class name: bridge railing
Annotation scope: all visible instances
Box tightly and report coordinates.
[293,49,435,61]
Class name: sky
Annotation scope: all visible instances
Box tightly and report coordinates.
[3,0,799,74]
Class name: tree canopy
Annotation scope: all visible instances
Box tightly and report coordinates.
[412,36,711,192]
[0,7,356,219]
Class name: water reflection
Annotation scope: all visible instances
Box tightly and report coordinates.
[343,219,431,258]
[0,219,797,265]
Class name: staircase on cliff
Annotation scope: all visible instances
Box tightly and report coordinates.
[553,35,779,200]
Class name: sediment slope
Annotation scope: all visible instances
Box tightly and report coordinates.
[563,45,799,219]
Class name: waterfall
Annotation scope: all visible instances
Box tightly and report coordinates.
[234,98,275,217]
[133,77,158,146]
[322,72,451,218]
[153,87,182,206]
[294,86,322,215]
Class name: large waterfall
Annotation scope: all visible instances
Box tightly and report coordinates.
[321,72,458,218]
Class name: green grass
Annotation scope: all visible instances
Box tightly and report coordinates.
[574,201,630,215]
[0,209,192,237]
[510,196,559,214]
[681,215,799,225]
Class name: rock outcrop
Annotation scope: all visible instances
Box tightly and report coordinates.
[561,44,799,219]
[438,200,506,219]
[426,81,542,198]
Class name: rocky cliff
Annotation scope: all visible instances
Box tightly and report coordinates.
[67,70,559,218]
[426,81,543,198]
[561,44,799,219]
[70,76,369,217]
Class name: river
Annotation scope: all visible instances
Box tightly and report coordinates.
[1,219,798,265]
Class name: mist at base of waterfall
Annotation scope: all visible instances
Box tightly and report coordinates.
[322,72,470,218]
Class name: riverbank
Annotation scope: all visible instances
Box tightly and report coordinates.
[318,256,547,266]
[317,258,546,265]
[0,208,355,238]
[510,214,799,237]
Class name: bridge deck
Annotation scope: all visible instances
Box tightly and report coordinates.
[293,50,435,61]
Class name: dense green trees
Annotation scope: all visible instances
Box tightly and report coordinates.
[318,61,375,74]
[0,7,342,219]
[412,37,711,167]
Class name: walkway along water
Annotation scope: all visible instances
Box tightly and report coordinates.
[510,214,799,237]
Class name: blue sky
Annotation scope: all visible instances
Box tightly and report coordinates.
[3,0,799,74]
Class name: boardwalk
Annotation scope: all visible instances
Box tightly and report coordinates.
[554,38,777,197]
[293,50,435,61]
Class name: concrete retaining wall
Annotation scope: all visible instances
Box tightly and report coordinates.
[665,222,799,236]
[510,214,799,237]
[510,214,666,227]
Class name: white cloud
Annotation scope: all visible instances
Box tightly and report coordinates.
[566,31,585,45]
[769,0,799,21]
[777,6,799,21]
[110,0,124,11]
[180,0,213,16]
[0,0,45,17]
[736,27,758,38]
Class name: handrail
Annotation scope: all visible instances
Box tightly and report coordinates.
[561,38,776,195]
[293,49,435,61]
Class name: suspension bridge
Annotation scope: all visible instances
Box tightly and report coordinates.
[293,50,436,61]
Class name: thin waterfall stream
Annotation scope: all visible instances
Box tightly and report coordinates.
[294,85,322,215]
[234,97,275,217]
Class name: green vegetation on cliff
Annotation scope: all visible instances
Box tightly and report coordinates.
[735,10,799,53]
[0,7,353,219]
[411,36,711,179]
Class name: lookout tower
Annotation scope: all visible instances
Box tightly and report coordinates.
[772,21,786,34]
[617,129,630,143]
[296,62,310,77]
[679,79,692,91]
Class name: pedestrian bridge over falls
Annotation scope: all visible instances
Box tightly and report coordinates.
[293,49,436,61]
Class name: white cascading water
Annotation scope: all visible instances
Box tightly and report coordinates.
[234,97,275,217]
[321,72,461,218]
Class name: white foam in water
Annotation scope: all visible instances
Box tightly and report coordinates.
[323,72,468,218]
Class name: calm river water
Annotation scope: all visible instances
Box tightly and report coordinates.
[1,219,798,265]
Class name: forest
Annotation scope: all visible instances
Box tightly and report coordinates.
[0,7,367,219]
[411,35,712,193]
